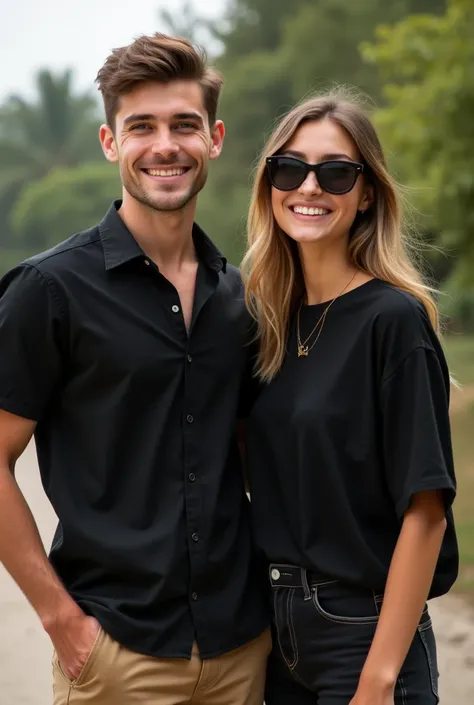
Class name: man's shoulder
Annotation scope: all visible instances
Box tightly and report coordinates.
[219,262,243,287]
[24,225,102,277]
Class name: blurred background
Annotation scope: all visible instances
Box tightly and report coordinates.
[0,0,473,703]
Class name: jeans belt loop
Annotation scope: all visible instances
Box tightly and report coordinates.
[301,567,311,601]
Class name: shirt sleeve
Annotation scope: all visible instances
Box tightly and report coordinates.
[380,345,456,519]
[237,341,261,420]
[0,264,66,421]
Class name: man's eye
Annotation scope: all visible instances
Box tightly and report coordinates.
[176,122,196,130]
[131,123,151,131]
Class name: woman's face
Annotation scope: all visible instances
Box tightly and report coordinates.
[270,118,372,247]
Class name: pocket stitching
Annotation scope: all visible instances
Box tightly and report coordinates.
[397,675,408,705]
[273,588,297,670]
[417,626,439,698]
[418,618,433,632]
[287,588,299,669]
[312,586,379,625]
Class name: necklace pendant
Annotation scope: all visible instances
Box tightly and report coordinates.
[298,344,309,358]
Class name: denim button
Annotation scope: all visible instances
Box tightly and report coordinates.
[271,569,281,580]
[192,533,199,542]
[191,592,198,601]
[172,305,180,313]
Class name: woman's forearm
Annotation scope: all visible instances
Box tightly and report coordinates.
[359,490,447,691]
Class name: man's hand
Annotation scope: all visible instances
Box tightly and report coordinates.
[46,606,102,681]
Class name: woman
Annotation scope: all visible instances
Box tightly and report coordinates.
[242,92,458,705]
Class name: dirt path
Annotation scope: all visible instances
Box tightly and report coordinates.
[1,443,474,704]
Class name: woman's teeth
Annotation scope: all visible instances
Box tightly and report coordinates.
[293,206,330,216]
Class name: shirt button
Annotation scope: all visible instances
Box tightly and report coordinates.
[172,304,180,313]
[191,592,198,601]
[187,354,193,363]
[186,414,194,424]
[271,568,281,581]
[144,259,150,266]
[192,533,199,542]
[188,473,196,482]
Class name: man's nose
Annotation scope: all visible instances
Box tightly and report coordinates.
[150,129,180,159]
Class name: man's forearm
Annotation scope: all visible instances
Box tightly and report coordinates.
[0,466,79,630]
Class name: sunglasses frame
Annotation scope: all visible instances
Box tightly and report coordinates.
[266,156,365,195]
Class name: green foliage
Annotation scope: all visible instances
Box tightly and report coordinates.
[198,0,446,264]
[362,0,474,287]
[159,1,212,43]
[0,0,467,289]
[11,162,121,250]
[0,69,102,244]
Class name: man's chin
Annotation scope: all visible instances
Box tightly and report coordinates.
[139,192,195,213]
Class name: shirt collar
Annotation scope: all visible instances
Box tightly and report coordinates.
[100,200,227,273]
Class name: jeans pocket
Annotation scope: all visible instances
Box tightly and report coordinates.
[312,585,380,625]
[417,616,439,701]
[53,626,104,687]
[273,588,298,669]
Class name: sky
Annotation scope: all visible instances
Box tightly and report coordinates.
[0,0,226,103]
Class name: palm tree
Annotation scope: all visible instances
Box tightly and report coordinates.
[0,68,102,244]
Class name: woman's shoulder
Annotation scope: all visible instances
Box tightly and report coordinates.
[367,279,440,359]
[370,279,427,321]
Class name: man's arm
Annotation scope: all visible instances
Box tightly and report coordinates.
[0,409,99,679]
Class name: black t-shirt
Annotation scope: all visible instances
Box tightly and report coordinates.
[247,278,458,599]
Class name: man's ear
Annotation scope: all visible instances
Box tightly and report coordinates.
[99,124,119,163]
[209,120,225,161]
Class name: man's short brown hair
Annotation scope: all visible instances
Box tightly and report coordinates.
[95,33,223,129]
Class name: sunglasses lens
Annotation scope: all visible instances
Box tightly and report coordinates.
[270,158,307,190]
[318,162,358,194]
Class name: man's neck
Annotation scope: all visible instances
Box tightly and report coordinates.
[118,192,198,270]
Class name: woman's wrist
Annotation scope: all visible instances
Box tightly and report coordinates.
[358,663,398,692]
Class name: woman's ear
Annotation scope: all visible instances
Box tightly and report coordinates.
[359,184,374,213]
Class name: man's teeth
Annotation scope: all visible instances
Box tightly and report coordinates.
[293,206,330,216]
[146,168,186,176]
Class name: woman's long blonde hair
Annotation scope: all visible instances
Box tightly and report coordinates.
[242,90,439,382]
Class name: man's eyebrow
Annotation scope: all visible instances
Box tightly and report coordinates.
[122,112,205,126]
[123,113,156,126]
[173,112,205,125]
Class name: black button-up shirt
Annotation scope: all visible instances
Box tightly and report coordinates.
[0,202,268,658]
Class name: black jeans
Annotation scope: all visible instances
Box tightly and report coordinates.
[265,564,439,705]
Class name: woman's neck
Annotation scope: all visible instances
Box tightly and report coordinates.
[298,240,358,305]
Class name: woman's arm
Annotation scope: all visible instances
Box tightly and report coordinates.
[351,489,447,704]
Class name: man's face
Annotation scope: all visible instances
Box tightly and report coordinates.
[100,80,224,212]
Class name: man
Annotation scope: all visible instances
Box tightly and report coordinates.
[0,33,269,704]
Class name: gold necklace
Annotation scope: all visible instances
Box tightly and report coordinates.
[296,271,357,358]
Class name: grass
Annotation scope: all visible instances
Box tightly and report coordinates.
[443,335,474,595]
[444,333,474,385]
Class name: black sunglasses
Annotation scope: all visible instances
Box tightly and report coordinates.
[266,156,364,195]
